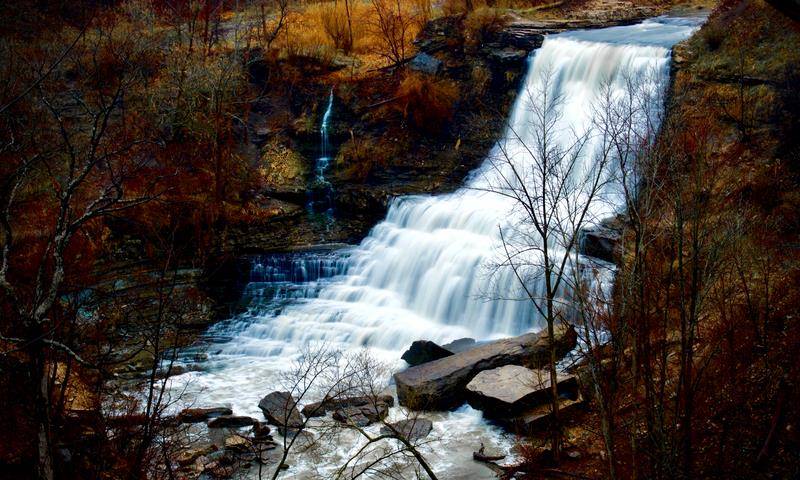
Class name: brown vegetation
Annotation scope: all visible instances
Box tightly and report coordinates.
[507,2,800,479]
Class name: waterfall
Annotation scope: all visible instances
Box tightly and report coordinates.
[308,88,336,214]
[172,16,703,478]
[318,88,334,175]
[216,18,698,357]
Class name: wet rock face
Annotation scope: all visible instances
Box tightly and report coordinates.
[258,391,304,429]
[394,325,578,410]
[579,224,622,262]
[465,365,578,417]
[401,340,454,366]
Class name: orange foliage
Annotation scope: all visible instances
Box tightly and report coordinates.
[393,72,459,132]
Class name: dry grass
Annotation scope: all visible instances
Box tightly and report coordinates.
[252,0,426,71]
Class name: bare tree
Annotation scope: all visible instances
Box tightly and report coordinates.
[480,66,610,462]
[0,18,160,480]
[369,0,416,67]
[261,346,439,479]
[330,351,440,480]
[568,71,672,479]
[260,0,291,51]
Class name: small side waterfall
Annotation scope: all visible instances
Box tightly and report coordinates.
[308,88,336,215]
[320,88,334,162]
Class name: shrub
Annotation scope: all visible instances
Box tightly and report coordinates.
[338,135,390,180]
[319,1,356,52]
[392,72,459,132]
[470,63,492,95]
[441,0,483,15]
[701,21,725,51]
[464,7,508,48]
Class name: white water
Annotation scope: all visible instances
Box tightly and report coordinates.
[170,16,702,479]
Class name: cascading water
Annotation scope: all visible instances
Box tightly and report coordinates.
[170,16,703,479]
[308,88,336,215]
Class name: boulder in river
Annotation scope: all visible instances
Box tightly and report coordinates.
[178,406,232,423]
[258,391,303,429]
[251,421,272,440]
[332,402,389,427]
[394,324,577,410]
[301,394,395,418]
[224,434,251,453]
[401,340,454,366]
[466,365,578,417]
[208,415,258,428]
[380,418,433,442]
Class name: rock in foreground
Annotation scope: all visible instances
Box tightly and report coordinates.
[258,391,303,429]
[466,365,578,417]
[394,325,577,410]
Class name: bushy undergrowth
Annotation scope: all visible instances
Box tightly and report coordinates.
[392,72,460,132]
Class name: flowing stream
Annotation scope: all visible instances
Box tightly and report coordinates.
[171,16,703,479]
[308,88,336,215]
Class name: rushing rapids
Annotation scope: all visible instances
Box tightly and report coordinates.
[171,16,703,479]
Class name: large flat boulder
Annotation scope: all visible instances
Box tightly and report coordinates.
[394,324,577,410]
[258,391,303,429]
[466,365,578,417]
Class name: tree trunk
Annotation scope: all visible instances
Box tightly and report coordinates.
[32,340,54,480]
